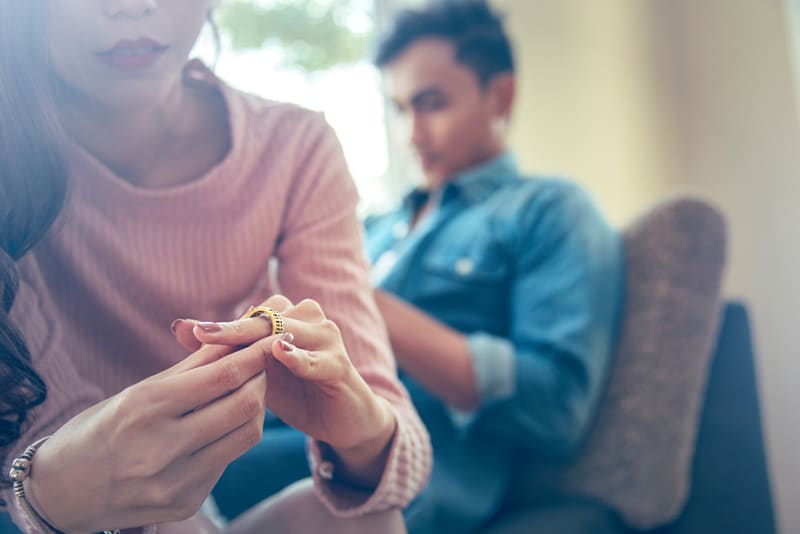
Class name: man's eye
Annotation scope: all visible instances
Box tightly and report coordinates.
[418,97,446,112]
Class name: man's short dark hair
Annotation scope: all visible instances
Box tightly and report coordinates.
[374,0,514,86]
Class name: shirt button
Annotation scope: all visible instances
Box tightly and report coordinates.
[318,461,335,480]
[392,221,409,239]
[455,258,474,276]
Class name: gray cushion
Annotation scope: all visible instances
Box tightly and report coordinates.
[507,196,727,530]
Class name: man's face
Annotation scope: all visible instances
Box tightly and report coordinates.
[385,38,510,187]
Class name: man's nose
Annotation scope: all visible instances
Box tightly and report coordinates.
[102,0,157,19]
[408,114,428,148]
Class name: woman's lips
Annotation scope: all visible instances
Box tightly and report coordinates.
[95,38,169,72]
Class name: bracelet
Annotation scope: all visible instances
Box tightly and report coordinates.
[9,436,119,534]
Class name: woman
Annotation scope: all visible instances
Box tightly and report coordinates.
[0,1,431,532]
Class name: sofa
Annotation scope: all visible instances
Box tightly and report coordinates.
[479,197,776,534]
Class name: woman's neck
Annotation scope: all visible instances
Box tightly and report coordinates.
[57,75,230,189]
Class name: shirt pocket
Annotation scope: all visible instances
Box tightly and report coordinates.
[421,238,509,284]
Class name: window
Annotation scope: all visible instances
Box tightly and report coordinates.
[193,0,414,215]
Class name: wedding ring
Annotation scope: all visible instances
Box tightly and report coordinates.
[246,306,285,336]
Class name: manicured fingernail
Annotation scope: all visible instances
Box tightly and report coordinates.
[282,332,295,344]
[170,319,185,335]
[279,340,295,353]
[197,322,223,333]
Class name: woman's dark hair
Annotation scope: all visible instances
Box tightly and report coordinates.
[374,0,514,87]
[0,1,68,450]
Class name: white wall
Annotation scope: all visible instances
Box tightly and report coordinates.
[493,0,800,531]
[657,4,800,531]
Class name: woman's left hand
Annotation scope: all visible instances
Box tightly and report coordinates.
[172,295,397,487]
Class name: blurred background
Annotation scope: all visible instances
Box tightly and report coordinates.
[200,0,799,532]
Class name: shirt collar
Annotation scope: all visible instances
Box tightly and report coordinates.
[401,152,519,211]
[446,152,519,204]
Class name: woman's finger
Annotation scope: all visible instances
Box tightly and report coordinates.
[152,419,264,523]
[270,336,344,384]
[188,414,265,471]
[171,319,203,351]
[178,372,267,454]
[190,294,296,346]
[263,294,293,313]
[170,295,291,351]
[290,298,328,322]
[192,313,339,353]
[161,337,275,415]
[192,316,275,347]
[155,342,233,378]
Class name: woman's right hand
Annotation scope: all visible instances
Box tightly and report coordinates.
[22,337,278,533]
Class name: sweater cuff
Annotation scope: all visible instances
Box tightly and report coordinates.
[306,408,430,516]
[306,432,400,516]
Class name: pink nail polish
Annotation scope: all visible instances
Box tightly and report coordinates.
[198,322,223,333]
[282,332,295,344]
[170,319,184,335]
[279,340,295,353]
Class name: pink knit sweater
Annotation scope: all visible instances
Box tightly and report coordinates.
[1,65,431,532]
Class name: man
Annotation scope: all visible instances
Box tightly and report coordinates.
[366,1,624,532]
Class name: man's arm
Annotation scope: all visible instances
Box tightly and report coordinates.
[376,183,624,458]
[374,289,479,411]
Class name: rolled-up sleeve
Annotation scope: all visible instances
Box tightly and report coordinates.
[467,332,517,404]
[470,183,624,459]
[443,333,515,431]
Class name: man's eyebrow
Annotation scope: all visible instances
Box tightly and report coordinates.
[410,87,445,106]
[390,87,445,109]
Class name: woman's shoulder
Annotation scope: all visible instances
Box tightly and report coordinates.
[186,60,332,147]
[223,83,330,144]
[230,86,320,126]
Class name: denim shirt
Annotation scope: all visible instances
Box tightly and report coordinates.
[365,153,624,533]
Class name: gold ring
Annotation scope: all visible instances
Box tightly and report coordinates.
[247,306,285,336]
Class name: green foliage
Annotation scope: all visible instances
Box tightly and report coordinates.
[217,0,373,72]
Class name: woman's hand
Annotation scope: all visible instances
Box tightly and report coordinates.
[172,295,397,489]
[25,338,277,533]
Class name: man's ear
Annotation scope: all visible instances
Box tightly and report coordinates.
[489,74,516,120]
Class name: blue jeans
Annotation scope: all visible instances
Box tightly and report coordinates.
[0,510,21,534]
[212,422,309,521]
